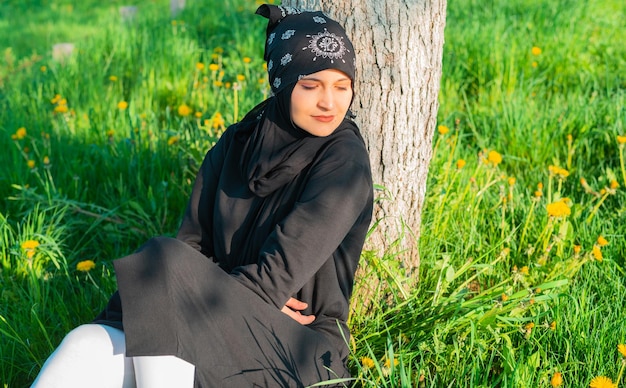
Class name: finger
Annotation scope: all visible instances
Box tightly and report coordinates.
[281,306,316,325]
[285,297,308,310]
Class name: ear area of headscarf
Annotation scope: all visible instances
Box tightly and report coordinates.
[255,4,283,33]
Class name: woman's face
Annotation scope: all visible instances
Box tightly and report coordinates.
[290,69,353,137]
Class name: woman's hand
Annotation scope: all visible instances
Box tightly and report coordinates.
[281,298,315,325]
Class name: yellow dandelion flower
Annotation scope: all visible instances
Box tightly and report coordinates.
[27,160,36,169]
[237,74,246,82]
[213,80,224,87]
[617,135,626,144]
[51,94,61,104]
[258,78,266,84]
[21,240,40,250]
[361,357,375,369]
[195,111,203,118]
[40,65,47,72]
[589,376,616,388]
[263,62,268,71]
[109,75,118,82]
[117,101,128,110]
[43,156,50,165]
[592,245,602,261]
[546,199,570,217]
[437,125,449,135]
[610,180,619,189]
[214,47,224,54]
[525,322,535,330]
[531,61,538,68]
[548,165,569,178]
[618,344,626,357]
[531,46,542,56]
[501,293,509,302]
[243,57,252,64]
[212,112,225,129]
[597,236,609,247]
[573,244,581,254]
[196,62,205,71]
[15,127,27,140]
[487,150,502,166]
[76,260,96,272]
[520,266,529,275]
[551,372,563,387]
[384,357,399,368]
[550,321,557,330]
[225,82,231,89]
[456,159,466,169]
[534,190,543,198]
[178,104,192,116]
[54,104,69,113]
[21,239,40,258]
[167,136,179,145]
[106,129,115,138]
[508,177,516,186]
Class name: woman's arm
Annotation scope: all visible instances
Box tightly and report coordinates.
[176,128,236,254]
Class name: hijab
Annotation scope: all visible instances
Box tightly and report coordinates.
[237,4,362,198]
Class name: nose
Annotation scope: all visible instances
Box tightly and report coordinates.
[317,88,334,111]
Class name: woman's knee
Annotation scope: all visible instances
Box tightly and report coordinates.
[59,324,126,356]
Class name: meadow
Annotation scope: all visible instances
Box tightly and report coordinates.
[1,0,625,386]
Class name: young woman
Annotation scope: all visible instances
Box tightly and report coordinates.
[32,4,373,387]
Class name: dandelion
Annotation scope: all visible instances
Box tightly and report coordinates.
[195,112,203,119]
[21,239,40,259]
[361,357,375,369]
[214,47,224,54]
[589,376,616,388]
[520,266,529,275]
[196,62,205,71]
[531,46,542,56]
[610,180,619,189]
[109,75,118,82]
[40,65,47,72]
[456,159,466,169]
[551,372,563,387]
[525,322,535,330]
[237,74,246,82]
[76,260,96,272]
[546,199,571,217]
[106,129,115,138]
[15,127,27,140]
[27,160,36,169]
[117,101,128,110]
[617,135,626,144]
[573,244,581,254]
[213,80,224,87]
[51,94,61,104]
[592,245,603,261]
[508,177,516,186]
[178,104,192,116]
[550,321,557,330]
[212,112,225,129]
[618,344,626,357]
[597,236,609,247]
[437,125,449,135]
[549,165,569,178]
[263,62,268,71]
[501,293,509,302]
[54,104,69,113]
[243,57,252,64]
[167,136,179,146]
[43,156,50,165]
[531,61,538,68]
[384,357,399,368]
[487,150,502,166]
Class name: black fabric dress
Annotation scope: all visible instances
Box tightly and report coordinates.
[94,105,373,387]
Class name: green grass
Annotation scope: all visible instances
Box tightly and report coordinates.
[1,0,625,387]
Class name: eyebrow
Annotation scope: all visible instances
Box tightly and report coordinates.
[299,76,351,83]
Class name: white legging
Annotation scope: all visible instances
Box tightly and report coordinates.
[31,324,195,388]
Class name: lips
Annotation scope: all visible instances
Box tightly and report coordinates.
[312,115,334,123]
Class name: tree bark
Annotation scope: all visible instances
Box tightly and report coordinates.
[284,0,447,277]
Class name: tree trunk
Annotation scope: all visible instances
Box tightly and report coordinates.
[283,0,447,279]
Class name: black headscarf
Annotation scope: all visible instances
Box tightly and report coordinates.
[237,4,361,198]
